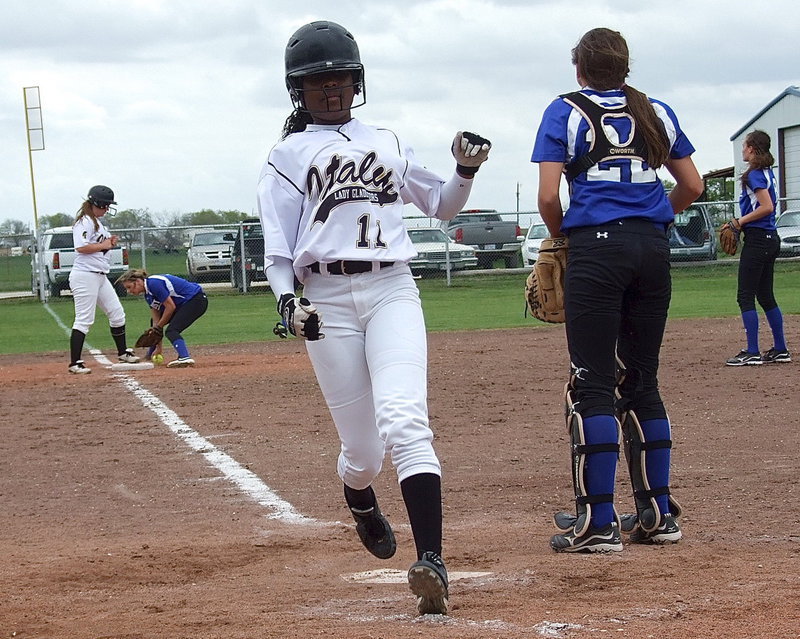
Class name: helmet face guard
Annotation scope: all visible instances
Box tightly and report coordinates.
[285,21,366,113]
[286,72,366,113]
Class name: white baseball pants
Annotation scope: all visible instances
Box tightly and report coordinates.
[69,270,126,334]
[303,264,441,489]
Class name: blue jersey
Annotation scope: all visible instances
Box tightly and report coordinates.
[739,167,777,231]
[532,88,696,232]
[144,274,203,313]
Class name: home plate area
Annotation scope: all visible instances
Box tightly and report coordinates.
[342,568,492,584]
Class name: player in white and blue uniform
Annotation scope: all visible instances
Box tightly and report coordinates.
[257,21,490,616]
[726,129,790,365]
[532,28,704,553]
[117,270,208,368]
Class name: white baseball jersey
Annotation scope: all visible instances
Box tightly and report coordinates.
[257,118,461,281]
[72,216,113,273]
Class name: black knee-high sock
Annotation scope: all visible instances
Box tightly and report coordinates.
[400,473,442,559]
[70,329,86,364]
[343,484,376,511]
[110,324,127,355]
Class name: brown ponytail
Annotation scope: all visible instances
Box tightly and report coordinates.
[623,85,670,168]
[741,130,775,188]
[74,200,100,232]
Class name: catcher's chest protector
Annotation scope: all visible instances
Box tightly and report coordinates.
[560,91,651,183]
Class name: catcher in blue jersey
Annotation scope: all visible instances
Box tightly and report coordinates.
[531,28,704,553]
[117,269,208,368]
[723,130,791,366]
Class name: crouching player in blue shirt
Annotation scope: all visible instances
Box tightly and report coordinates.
[117,269,208,368]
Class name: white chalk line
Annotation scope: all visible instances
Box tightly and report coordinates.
[45,302,314,524]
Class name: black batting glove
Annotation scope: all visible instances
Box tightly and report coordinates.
[277,293,324,341]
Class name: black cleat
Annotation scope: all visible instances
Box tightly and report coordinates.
[725,350,762,366]
[550,521,623,553]
[408,551,449,615]
[349,504,396,559]
[762,348,791,364]
[628,513,682,544]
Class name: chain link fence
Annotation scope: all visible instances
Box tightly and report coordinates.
[2,197,798,299]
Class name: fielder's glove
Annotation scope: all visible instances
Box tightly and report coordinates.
[134,326,163,348]
[276,293,324,341]
[525,236,568,324]
[452,131,491,176]
[719,218,741,256]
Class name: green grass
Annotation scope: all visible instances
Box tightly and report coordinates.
[0,255,35,291]
[126,249,188,277]
[1,261,798,355]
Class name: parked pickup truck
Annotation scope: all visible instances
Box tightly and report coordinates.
[31,226,129,298]
[444,210,523,268]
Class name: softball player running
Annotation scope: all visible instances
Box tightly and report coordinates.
[68,185,139,374]
[116,269,208,367]
[725,130,790,366]
[257,21,489,615]
[532,28,703,552]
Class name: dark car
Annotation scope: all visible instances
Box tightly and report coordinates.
[668,205,717,261]
[229,218,268,291]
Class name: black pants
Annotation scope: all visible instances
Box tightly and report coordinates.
[165,293,208,343]
[737,228,780,313]
[565,218,670,421]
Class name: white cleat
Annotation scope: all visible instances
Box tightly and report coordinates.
[118,349,141,363]
[68,361,92,375]
[167,357,195,368]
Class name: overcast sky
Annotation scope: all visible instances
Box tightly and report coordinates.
[1,0,797,229]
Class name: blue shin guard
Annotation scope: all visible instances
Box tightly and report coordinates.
[554,383,621,535]
[621,410,682,533]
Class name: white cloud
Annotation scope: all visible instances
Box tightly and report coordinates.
[1,0,798,228]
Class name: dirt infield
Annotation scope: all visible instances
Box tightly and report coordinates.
[2,317,798,639]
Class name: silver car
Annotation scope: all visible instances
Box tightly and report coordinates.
[776,209,800,257]
[186,230,234,281]
[407,228,477,275]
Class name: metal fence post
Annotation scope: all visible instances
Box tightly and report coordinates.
[37,231,47,301]
[139,227,146,271]
[238,221,248,293]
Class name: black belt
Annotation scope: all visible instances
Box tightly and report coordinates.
[309,260,394,275]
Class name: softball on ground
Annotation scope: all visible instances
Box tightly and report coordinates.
[152,353,164,365]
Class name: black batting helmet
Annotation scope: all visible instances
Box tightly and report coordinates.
[285,21,365,111]
[86,185,117,207]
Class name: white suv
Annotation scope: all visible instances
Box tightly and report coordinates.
[186,230,234,281]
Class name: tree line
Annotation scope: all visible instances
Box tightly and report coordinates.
[0,209,252,250]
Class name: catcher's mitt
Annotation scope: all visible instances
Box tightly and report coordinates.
[719,218,741,256]
[134,326,163,348]
[525,236,568,324]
